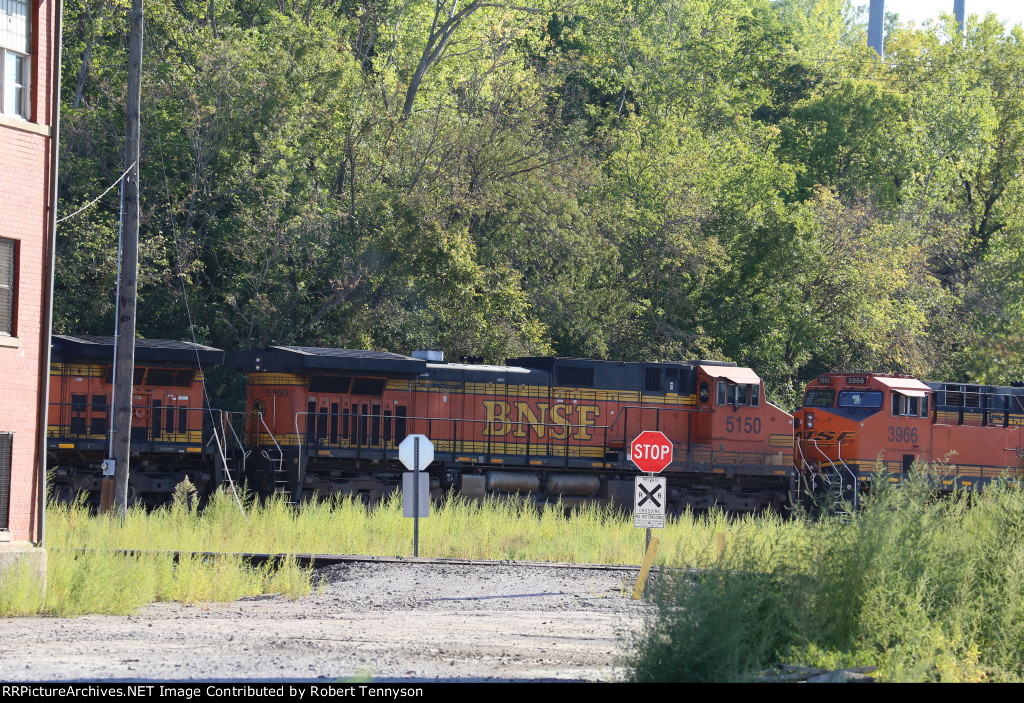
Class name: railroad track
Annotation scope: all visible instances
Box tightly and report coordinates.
[53,548,655,572]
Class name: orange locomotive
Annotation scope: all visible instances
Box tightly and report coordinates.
[231,347,796,513]
[795,373,1024,505]
[47,334,225,505]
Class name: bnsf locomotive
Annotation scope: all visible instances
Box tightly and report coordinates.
[47,334,225,505]
[46,334,1024,514]
[229,347,797,513]
[795,373,1024,506]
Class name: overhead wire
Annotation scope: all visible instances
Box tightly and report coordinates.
[155,131,249,521]
[55,162,136,224]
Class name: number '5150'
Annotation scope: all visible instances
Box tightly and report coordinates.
[726,417,761,434]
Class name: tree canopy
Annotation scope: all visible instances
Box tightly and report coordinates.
[55,0,1024,406]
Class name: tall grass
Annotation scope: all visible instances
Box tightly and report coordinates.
[3,486,803,617]
[47,487,782,565]
[0,490,316,618]
[625,471,1024,682]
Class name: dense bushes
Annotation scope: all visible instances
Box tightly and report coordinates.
[626,474,1024,682]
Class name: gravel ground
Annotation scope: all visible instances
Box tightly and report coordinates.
[0,561,655,683]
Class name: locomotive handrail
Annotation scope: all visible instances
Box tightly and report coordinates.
[209,409,248,521]
[259,411,283,462]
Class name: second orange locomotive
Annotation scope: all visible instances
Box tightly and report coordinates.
[795,373,1024,505]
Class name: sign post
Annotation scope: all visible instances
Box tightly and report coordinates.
[399,434,434,557]
[630,431,673,598]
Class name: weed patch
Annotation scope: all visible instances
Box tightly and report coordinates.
[624,472,1024,682]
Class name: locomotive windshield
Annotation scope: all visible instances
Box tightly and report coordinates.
[838,390,883,408]
[804,390,835,408]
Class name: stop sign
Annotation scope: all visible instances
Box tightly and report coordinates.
[630,431,674,473]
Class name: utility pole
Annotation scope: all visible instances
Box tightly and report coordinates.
[112,0,143,518]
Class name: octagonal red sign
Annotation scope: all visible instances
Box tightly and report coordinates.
[630,431,673,473]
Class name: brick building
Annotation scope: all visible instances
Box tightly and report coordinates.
[0,0,61,547]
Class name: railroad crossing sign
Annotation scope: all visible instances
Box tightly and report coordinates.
[399,434,434,471]
[634,476,666,528]
[630,430,673,473]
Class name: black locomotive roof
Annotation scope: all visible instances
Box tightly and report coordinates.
[230,346,427,376]
[51,335,224,366]
[508,357,698,392]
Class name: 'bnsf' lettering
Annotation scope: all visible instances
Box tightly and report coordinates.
[802,431,857,442]
[483,401,601,440]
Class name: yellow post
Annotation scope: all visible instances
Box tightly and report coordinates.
[631,536,661,600]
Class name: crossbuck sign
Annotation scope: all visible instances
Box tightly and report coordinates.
[634,475,667,529]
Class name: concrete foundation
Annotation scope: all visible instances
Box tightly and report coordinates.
[0,542,48,594]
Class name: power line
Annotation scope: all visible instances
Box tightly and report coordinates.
[55,162,136,224]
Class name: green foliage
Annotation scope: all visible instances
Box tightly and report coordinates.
[54,0,1024,391]
[625,473,1024,682]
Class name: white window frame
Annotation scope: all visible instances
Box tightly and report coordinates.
[1,49,29,118]
[0,0,30,120]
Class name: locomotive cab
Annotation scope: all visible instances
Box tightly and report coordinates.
[688,363,795,512]
[798,372,1024,506]
[796,373,933,505]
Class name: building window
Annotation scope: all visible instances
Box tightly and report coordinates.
[0,0,29,119]
[0,238,14,336]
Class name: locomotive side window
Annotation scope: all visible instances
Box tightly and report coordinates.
[838,390,883,408]
[804,390,835,408]
[891,392,921,417]
[717,381,761,407]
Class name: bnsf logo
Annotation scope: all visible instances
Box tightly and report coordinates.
[482,401,601,440]
[801,431,857,442]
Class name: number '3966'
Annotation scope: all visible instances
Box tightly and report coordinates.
[888,426,918,443]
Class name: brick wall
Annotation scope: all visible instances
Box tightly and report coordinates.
[0,0,59,543]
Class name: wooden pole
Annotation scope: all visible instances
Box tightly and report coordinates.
[112,0,143,518]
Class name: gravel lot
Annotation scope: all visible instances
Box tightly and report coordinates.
[0,561,654,683]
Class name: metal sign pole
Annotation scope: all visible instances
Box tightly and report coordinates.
[413,437,420,557]
[645,526,652,597]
